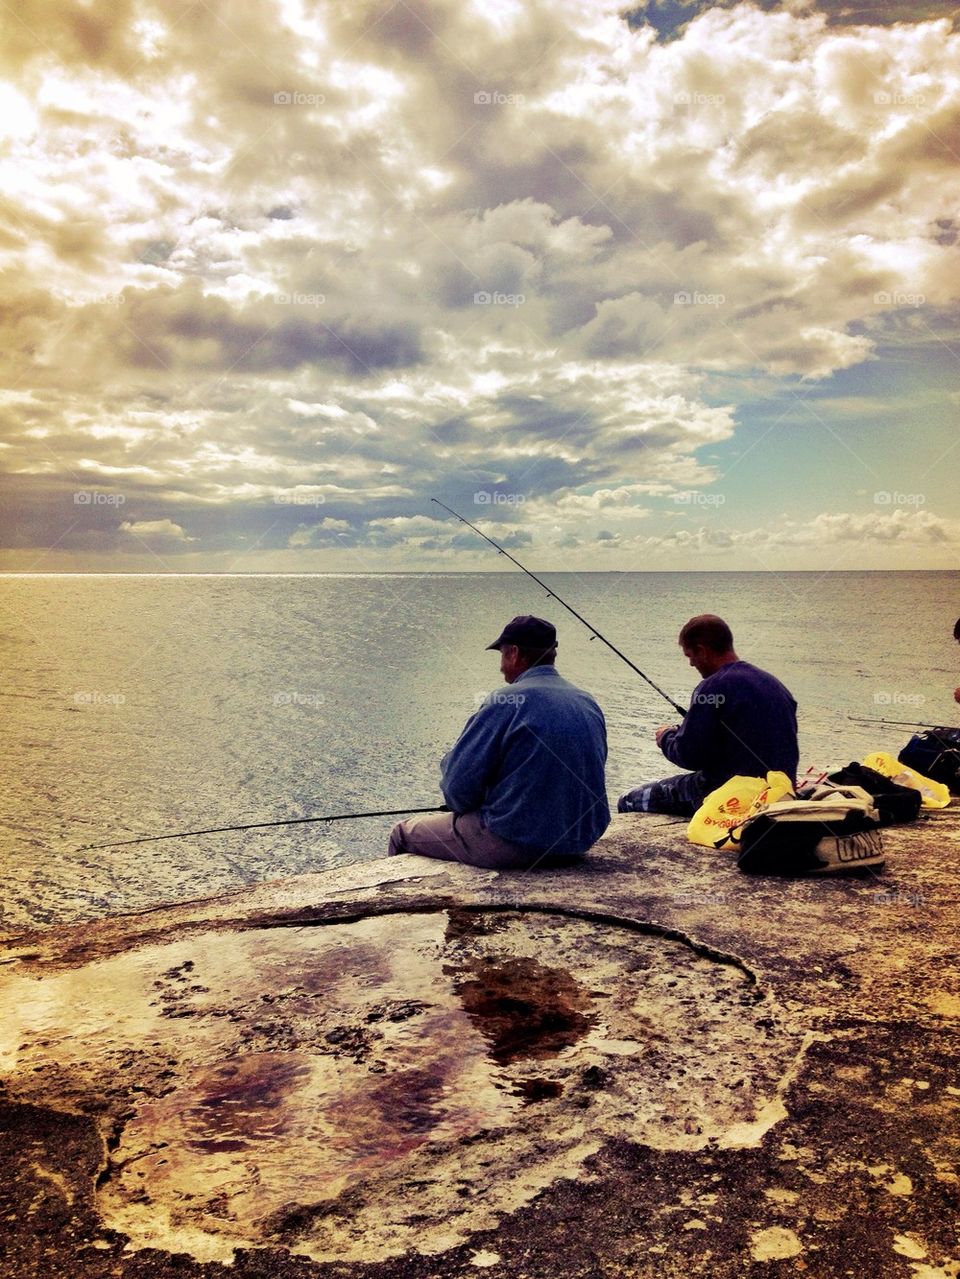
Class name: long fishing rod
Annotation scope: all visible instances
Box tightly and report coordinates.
[431,497,687,718]
[78,805,449,853]
[847,716,947,729]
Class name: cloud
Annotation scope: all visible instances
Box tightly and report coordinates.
[0,0,957,569]
[621,506,959,560]
[287,517,352,548]
[119,517,193,541]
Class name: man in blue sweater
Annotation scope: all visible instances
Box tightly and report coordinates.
[388,615,610,869]
[618,614,799,818]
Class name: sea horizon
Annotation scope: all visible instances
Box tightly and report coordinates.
[1,568,956,578]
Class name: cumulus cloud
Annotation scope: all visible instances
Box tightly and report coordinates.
[119,517,193,541]
[589,506,960,571]
[0,0,957,569]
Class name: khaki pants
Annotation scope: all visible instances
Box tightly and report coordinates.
[388,809,551,870]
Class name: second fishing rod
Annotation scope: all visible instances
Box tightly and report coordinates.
[431,498,687,718]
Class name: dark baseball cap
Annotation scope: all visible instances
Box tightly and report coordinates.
[486,615,557,651]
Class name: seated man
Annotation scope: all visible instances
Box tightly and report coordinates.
[389,615,610,869]
[618,614,799,818]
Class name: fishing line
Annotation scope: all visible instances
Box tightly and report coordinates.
[431,497,687,717]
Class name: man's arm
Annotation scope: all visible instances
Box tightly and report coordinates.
[657,691,717,770]
[440,701,509,813]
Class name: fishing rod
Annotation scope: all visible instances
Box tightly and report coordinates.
[847,716,947,728]
[78,805,449,853]
[431,497,687,718]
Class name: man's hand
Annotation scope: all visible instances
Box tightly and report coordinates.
[655,723,679,746]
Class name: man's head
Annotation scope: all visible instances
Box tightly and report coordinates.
[487,615,557,684]
[678,614,737,678]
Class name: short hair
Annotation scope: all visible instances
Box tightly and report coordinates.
[954,617,960,642]
[516,644,557,666]
[679,614,734,654]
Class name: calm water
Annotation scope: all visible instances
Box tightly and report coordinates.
[1,571,957,934]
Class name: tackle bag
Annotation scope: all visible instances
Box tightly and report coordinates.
[736,797,885,877]
[898,728,960,796]
[825,762,922,825]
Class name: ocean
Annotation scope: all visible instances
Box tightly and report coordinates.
[1,570,957,935]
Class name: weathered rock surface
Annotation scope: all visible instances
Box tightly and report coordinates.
[1,809,959,1278]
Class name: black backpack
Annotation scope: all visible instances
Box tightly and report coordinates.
[898,728,960,796]
[737,799,884,877]
[825,762,922,824]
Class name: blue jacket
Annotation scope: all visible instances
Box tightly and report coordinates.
[440,665,610,855]
[658,660,799,789]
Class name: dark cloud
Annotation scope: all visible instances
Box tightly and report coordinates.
[0,0,143,74]
[112,284,423,375]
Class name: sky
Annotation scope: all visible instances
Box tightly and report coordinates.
[0,0,958,572]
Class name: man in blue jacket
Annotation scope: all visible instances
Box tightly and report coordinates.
[618,614,799,818]
[388,615,610,869]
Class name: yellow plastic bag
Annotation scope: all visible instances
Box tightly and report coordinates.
[687,771,795,850]
[862,751,950,809]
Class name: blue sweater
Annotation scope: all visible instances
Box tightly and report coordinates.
[658,660,799,788]
[440,665,610,855]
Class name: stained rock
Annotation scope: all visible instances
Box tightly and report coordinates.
[0,807,958,1278]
